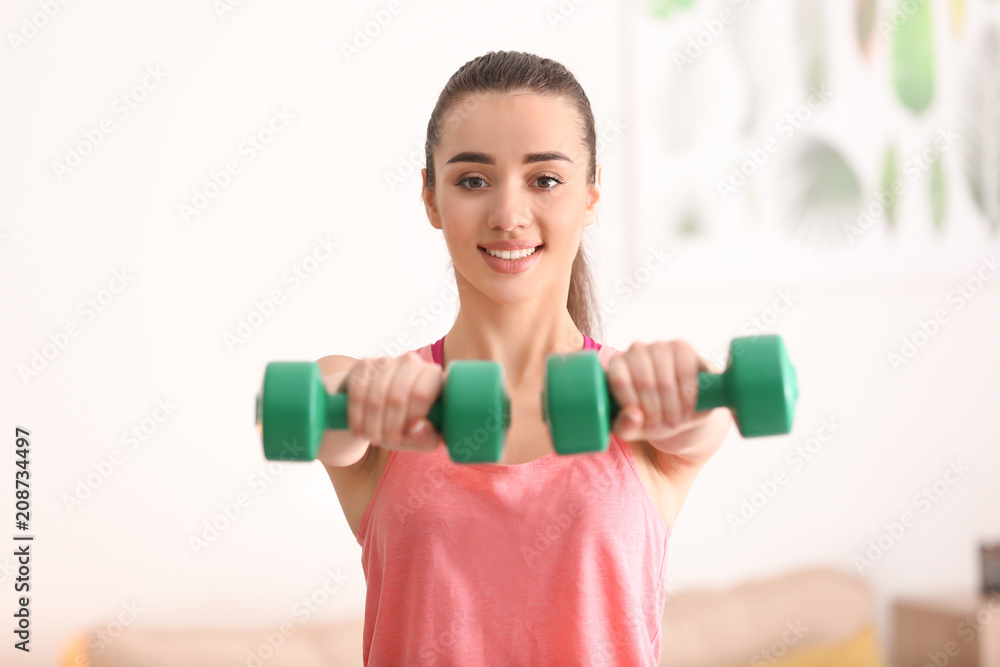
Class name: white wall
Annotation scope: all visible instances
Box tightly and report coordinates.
[2,0,998,664]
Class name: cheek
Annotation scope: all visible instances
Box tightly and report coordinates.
[536,195,585,226]
[441,189,480,212]
[439,196,476,230]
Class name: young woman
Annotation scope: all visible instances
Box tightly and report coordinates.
[319,50,732,666]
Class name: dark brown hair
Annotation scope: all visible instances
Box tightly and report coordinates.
[423,50,603,343]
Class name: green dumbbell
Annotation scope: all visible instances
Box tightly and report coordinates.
[256,360,511,463]
[540,334,799,455]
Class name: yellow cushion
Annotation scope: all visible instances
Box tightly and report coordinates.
[58,633,89,667]
[717,624,884,667]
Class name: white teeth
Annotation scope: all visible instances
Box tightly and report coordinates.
[484,246,539,260]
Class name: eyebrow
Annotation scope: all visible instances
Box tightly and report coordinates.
[445,151,573,166]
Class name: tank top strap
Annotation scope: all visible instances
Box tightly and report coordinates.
[431,335,445,366]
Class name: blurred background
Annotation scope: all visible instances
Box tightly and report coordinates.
[2,0,999,665]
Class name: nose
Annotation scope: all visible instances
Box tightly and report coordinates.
[487,182,532,232]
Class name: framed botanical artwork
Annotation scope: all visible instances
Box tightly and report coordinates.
[617,0,999,284]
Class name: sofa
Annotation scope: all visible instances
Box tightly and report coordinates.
[60,566,885,666]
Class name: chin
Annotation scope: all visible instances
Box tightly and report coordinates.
[467,277,538,305]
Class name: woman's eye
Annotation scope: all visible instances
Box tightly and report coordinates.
[459,176,486,189]
[536,175,563,189]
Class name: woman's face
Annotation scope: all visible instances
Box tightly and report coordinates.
[423,92,601,306]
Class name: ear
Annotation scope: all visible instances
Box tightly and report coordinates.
[422,168,442,230]
[584,164,602,228]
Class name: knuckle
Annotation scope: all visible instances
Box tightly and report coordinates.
[657,387,675,403]
[384,392,407,410]
[357,359,379,382]
[656,375,677,394]
[371,371,393,391]
[650,340,671,354]
[633,371,654,391]
[364,357,390,380]
[410,385,436,405]
[607,373,628,391]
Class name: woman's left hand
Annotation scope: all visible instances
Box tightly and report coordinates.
[606,339,725,443]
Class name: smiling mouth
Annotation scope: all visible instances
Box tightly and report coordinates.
[478,244,544,260]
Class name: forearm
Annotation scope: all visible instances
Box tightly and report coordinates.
[646,407,732,465]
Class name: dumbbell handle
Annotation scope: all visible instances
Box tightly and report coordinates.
[323,392,444,434]
[604,371,728,418]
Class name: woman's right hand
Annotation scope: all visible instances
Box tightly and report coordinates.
[339,351,444,453]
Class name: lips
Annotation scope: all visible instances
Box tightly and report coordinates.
[478,245,543,274]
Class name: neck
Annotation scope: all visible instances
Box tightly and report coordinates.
[443,297,585,391]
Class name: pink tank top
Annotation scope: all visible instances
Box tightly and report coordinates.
[356,335,671,666]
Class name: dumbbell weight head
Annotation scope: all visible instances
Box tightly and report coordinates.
[706,335,798,437]
[439,360,512,463]
[257,362,331,461]
[541,351,614,456]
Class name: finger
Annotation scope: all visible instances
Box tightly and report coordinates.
[672,341,701,423]
[403,366,444,451]
[607,353,643,438]
[379,353,425,445]
[346,358,377,439]
[649,341,682,429]
[629,342,665,430]
[405,418,441,452]
[701,356,723,374]
[693,355,725,418]
[363,356,398,444]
